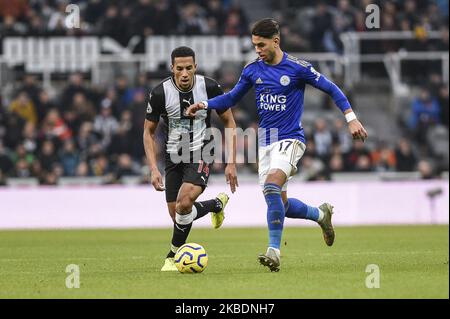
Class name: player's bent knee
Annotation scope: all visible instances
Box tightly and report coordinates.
[265,169,287,187]
[175,196,194,214]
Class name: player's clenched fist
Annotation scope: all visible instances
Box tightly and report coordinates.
[348,119,368,142]
[185,102,206,117]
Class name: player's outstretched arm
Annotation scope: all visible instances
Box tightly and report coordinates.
[186,69,253,117]
[344,109,368,142]
[300,63,368,142]
[143,119,165,191]
[218,109,239,193]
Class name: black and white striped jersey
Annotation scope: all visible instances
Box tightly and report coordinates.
[145,74,225,155]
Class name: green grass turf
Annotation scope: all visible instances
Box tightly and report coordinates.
[0,225,448,299]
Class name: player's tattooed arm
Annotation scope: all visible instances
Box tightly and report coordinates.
[143,119,165,191]
[218,109,239,193]
[344,109,368,142]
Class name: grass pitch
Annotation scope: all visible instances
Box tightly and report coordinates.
[0,225,448,299]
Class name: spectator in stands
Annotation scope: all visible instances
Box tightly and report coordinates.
[2,112,25,150]
[395,138,418,171]
[313,118,333,161]
[84,0,107,26]
[408,87,441,143]
[77,121,101,161]
[59,139,79,177]
[128,88,147,158]
[90,153,110,177]
[0,94,5,139]
[299,154,326,181]
[345,139,371,171]
[0,141,13,176]
[206,0,227,34]
[75,160,91,177]
[39,170,58,185]
[332,118,352,154]
[12,143,34,171]
[401,0,420,28]
[310,1,333,52]
[108,110,134,156]
[9,91,38,125]
[336,0,356,30]
[353,11,366,32]
[30,158,42,178]
[36,90,56,123]
[47,0,68,36]
[0,0,30,21]
[38,139,58,172]
[438,85,449,128]
[0,15,23,36]
[280,24,310,52]
[354,154,374,172]
[370,141,397,172]
[151,0,179,35]
[0,169,6,186]
[111,153,139,182]
[223,9,246,36]
[114,76,134,115]
[93,102,119,150]
[15,158,31,177]
[329,153,345,173]
[61,73,90,109]
[40,108,73,143]
[70,93,97,124]
[417,159,437,179]
[177,2,209,35]
[19,75,40,108]
[21,122,38,154]
[99,4,129,46]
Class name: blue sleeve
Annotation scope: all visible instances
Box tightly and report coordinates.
[206,67,253,111]
[299,63,351,113]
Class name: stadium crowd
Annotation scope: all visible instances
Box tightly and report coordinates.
[270,0,448,53]
[0,0,448,186]
[0,0,249,42]
[1,0,448,51]
[0,69,447,186]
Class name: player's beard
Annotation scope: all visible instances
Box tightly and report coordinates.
[264,50,276,64]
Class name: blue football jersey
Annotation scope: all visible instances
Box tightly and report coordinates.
[205,52,351,145]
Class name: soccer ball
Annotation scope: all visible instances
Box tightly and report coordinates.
[174,243,208,273]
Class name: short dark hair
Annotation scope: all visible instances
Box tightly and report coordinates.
[171,46,195,64]
[251,18,280,39]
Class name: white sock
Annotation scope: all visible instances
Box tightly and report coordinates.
[191,205,198,220]
[317,209,325,222]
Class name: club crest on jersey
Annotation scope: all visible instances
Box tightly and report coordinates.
[280,75,290,86]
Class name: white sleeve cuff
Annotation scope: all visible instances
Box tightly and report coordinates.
[345,111,357,123]
[201,101,208,109]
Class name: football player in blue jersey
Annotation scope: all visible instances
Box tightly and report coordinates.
[186,18,368,272]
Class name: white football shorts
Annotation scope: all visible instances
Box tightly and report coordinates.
[258,139,306,191]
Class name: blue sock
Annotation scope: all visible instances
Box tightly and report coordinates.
[284,198,320,222]
[263,183,285,250]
